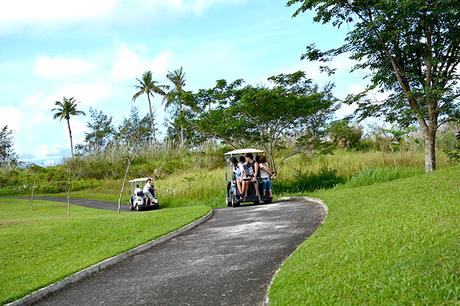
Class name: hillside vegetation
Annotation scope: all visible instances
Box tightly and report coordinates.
[268,165,460,305]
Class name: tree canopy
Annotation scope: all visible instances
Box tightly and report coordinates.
[288,0,460,171]
[0,126,17,166]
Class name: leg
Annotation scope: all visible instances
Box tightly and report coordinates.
[267,179,273,197]
[262,179,268,196]
[243,180,248,197]
[236,179,242,196]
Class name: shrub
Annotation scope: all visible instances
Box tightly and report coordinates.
[274,167,345,193]
[346,167,423,187]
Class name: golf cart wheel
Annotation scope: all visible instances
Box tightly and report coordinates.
[253,200,260,205]
[231,195,240,208]
[135,204,140,211]
[226,197,232,207]
[263,198,272,204]
[129,205,134,211]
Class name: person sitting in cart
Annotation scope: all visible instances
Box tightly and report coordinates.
[134,184,142,196]
[230,157,244,198]
[244,153,260,198]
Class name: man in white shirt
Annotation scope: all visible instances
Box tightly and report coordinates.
[143,178,158,204]
[134,184,142,196]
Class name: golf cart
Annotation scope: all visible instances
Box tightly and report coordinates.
[225,148,273,208]
[128,177,159,211]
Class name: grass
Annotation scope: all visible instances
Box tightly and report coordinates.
[276,150,448,179]
[0,199,210,304]
[268,165,460,305]
[36,150,447,209]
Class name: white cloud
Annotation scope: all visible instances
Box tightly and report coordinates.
[34,56,96,79]
[0,0,246,34]
[0,106,24,131]
[111,45,173,81]
[0,0,117,32]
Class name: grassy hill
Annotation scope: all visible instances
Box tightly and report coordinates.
[268,165,460,305]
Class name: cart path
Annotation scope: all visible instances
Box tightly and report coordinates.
[35,199,325,306]
[15,196,129,212]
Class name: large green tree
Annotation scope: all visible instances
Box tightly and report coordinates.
[0,125,17,166]
[190,71,335,168]
[83,108,115,153]
[165,67,187,146]
[132,71,168,146]
[288,0,460,172]
[51,97,86,158]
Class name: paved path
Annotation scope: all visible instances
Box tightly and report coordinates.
[16,196,129,212]
[35,199,325,306]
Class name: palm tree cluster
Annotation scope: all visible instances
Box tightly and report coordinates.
[51,68,189,158]
[132,68,188,147]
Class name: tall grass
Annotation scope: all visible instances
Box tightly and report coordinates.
[276,150,447,180]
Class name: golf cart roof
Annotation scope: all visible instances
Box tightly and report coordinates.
[224,148,264,156]
[129,177,152,183]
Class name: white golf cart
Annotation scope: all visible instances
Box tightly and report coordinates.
[128,177,159,211]
[225,148,273,208]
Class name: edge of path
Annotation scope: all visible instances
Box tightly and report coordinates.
[13,195,129,212]
[264,196,329,306]
[6,208,214,306]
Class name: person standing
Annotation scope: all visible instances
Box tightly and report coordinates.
[259,155,274,197]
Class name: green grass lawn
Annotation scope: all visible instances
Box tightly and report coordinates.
[268,165,460,305]
[0,199,210,304]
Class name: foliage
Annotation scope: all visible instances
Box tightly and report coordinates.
[0,199,210,303]
[288,0,460,172]
[327,119,363,149]
[187,71,335,168]
[0,126,17,166]
[274,167,345,193]
[269,165,460,305]
[115,107,154,147]
[164,67,188,146]
[346,167,423,187]
[132,71,168,145]
[51,97,86,158]
[81,108,115,153]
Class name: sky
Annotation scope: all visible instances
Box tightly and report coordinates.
[0,0,374,165]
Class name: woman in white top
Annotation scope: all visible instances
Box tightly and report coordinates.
[259,155,274,197]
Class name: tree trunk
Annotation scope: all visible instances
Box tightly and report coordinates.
[179,102,184,147]
[424,127,436,172]
[66,119,74,158]
[118,158,132,213]
[147,94,156,147]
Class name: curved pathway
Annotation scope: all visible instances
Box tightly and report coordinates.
[35,199,325,306]
[16,196,129,212]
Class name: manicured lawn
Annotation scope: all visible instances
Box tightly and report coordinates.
[269,165,460,305]
[0,199,210,304]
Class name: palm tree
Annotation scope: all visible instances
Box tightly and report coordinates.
[132,71,168,146]
[165,67,186,146]
[52,97,86,158]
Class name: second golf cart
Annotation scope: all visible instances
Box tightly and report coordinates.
[225,148,273,207]
[128,177,159,211]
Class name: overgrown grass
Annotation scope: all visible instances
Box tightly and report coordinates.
[268,165,460,305]
[0,199,210,304]
[31,150,451,207]
[276,150,447,179]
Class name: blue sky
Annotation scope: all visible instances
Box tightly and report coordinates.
[0,0,374,165]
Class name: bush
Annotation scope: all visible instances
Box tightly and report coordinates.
[274,168,345,193]
[346,167,422,187]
